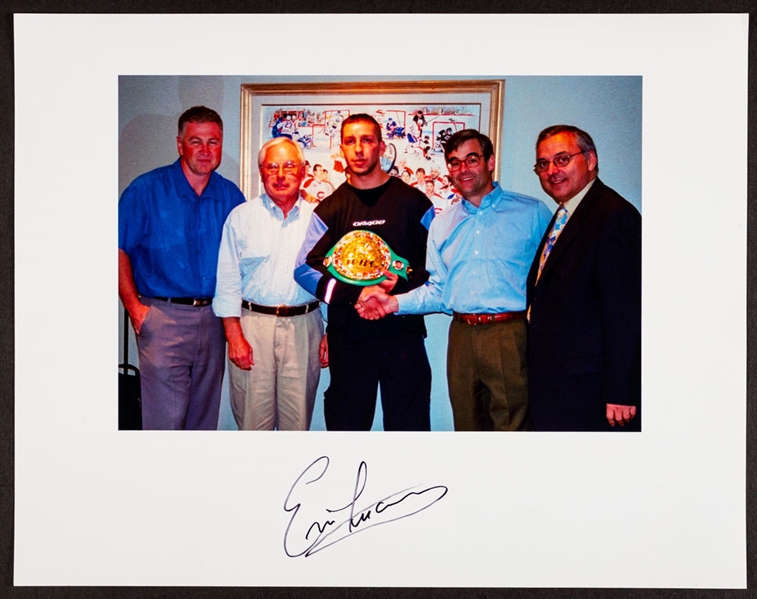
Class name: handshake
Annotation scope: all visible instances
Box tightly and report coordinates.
[355,271,401,320]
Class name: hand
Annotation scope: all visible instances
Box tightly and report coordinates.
[355,286,398,320]
[357,295,390,320]
[129,303,151,335]
[378,271,399,292]
[222,317,254,370]
[319,334,329,368]
[356,285,386,320]
[606,403,637,427]
[228,336,254,371]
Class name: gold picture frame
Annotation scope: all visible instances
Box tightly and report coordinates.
[240,80,505,200]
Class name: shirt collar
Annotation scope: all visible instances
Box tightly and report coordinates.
[462,182,501,213]
[562,177,596,216]
[261,193,302,221]
[172,158,221,200]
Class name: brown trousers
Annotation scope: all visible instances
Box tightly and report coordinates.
[446,319,531,431]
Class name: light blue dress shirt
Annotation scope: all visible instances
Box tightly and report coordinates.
[213,194,318,318]
[397,183,552,315]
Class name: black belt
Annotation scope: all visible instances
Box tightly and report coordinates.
[153,297,212,307]
[242,300,320,317]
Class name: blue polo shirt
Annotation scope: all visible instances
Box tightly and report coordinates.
[119,159,245,298]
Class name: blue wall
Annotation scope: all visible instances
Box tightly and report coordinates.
[119,75,642,431]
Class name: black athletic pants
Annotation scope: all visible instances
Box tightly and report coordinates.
[324,332,432,431]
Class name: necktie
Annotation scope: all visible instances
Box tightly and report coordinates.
[535,204,568,284]
[528,205,569,322]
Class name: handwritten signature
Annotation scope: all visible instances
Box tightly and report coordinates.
[283,456,448,557]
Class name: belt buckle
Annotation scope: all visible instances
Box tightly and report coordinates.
[275,305,284,317]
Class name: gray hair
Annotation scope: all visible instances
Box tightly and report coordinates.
[536,125,599,171]
[257,137,305,166]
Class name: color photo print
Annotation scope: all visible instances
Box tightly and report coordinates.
[261,102,481,213]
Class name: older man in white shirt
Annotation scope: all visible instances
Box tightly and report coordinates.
[214,137,327,430]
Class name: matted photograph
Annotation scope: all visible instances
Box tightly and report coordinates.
[14,13,746,589]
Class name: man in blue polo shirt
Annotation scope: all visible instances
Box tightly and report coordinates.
[118,106,245,430]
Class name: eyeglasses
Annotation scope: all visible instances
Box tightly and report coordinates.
[533,151,586,173]
[260,161,302,176]
[447,153,485,171]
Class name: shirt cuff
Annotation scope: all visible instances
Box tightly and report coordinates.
[212,295,242,318]
[396,291,419,315]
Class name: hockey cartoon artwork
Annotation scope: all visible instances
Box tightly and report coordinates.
[262,103,482,214]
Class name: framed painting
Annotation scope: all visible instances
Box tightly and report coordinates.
[239,80,505,204]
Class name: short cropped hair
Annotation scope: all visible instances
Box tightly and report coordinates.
[341,113,382,142]
[536,125,598,171]
[443,129,494,162]
[257,136,305,166]
[178,106,224,137]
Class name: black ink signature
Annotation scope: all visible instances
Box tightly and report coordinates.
[283,456,448,557]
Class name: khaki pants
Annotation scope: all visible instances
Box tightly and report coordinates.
[228,309,323,430]
[446,318,531,431]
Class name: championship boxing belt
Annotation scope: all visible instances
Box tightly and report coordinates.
[323,230,409,286]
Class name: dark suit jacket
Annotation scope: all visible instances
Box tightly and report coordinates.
[526,178,641,431]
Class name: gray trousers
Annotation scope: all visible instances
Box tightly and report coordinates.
[137,298,226,430]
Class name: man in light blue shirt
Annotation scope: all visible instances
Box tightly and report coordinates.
[214,137,327,430]
[357,129,551,431]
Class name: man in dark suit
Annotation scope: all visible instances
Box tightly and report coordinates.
[526,125,641,431]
